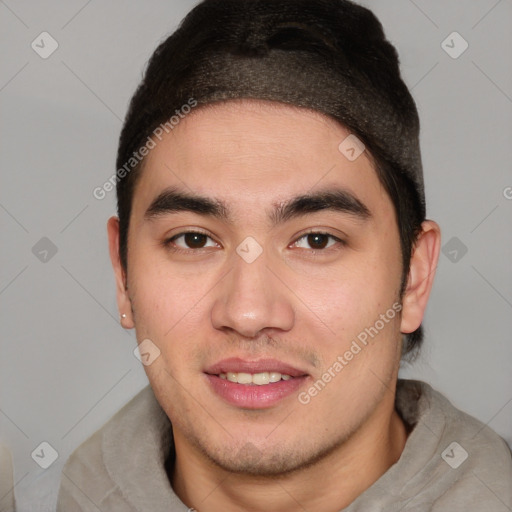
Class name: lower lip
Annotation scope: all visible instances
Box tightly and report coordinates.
[205,374,307,409]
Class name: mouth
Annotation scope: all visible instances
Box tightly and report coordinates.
[204,358,309,409]
[218,371,294,385]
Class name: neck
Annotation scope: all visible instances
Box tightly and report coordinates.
[171,393,408,512]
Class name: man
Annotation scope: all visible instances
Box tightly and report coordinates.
[58,0,512,510]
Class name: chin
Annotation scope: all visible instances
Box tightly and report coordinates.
[196,434,347,478]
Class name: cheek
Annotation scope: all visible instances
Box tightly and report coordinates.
[128,252,201,338]
[292,252,400,339]
[129,270,206,394]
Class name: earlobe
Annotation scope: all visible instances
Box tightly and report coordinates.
[400,220,441,334]
[107,216,135,329]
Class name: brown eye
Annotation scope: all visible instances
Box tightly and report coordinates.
[167,232,217,250]
[307,233,329,249]
[183,233,208,248]
[293,232,342,251]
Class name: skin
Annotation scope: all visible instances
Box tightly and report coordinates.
[108,99,441,512]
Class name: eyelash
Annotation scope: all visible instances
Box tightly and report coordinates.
[163,230,346,255]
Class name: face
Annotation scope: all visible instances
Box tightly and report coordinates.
[111,99,415,475]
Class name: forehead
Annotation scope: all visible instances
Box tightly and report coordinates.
[133,99,391,220]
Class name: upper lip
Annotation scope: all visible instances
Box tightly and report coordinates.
[205,358,308,378]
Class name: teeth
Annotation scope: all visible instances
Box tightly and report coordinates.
[218,371,293,385]
[252,372,270,385]
[237,372,253,384]
[269,372,282,383]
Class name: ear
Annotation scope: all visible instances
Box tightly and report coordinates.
[107,216,135,329]
[400,220,441,334]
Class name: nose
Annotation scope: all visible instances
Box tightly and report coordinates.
[210,246,295,338]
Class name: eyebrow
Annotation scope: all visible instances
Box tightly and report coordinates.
[271,189,371,224]
[144,186,371,225]
[145,187,229,221]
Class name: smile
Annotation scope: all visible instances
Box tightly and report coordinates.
[204,358,309,409]
[219,371,293,385]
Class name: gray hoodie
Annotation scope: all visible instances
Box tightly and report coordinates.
[57,379,512,511]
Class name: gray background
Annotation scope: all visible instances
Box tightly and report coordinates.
[1,1,511,510]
